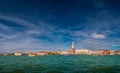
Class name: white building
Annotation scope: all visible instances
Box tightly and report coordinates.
[76,49,92,55]
[58,51,71,55]
[110,50,115,55]
[36,52,47,56]
[28,53,36,57]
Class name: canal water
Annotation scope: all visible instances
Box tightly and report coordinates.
[0,55,120,73]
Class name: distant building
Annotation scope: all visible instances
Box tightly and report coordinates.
[3,54,9,56]
[36,52,48,56]
[28,52,36,57]
[103,50,110,55]
[15,51,22,56]
[76,49,92,55]
[97,50,104,55]
[118,51,120,55]
[92,51,98,56]
[58,51,71,55]
[71,42,75,54]
[110,50,115,55]
[114,51,119,55]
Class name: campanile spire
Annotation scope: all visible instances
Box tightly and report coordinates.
[72,42,74,48]
[72,42,75,54]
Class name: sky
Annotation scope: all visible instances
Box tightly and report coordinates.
[0,0,120,53]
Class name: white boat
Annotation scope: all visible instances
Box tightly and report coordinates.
[14,51,22,56]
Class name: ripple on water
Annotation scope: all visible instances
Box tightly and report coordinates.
[0,55,120,73]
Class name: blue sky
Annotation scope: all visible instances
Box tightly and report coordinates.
[0,0,120,53]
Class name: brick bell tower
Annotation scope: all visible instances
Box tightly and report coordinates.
[71,42,75,54]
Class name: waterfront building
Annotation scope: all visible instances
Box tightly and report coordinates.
[3,54,9,56]
[28,52,36,57]
[76,49,92,55]
[110,50,115,55]
[92,51,99,56]
[102,50,110,55]
[0,54,4,56]
[36,52,48,56]
[71,42,75,54]
[96,50,104,55]
[58,51,71,55]
[47,51,60,55]
[14,51,22,56]
[114,51,119,55]
[118,52,120,55]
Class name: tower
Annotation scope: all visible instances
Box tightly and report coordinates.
[72,42,75,54]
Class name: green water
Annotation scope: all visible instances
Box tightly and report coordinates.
[0,55,120,73]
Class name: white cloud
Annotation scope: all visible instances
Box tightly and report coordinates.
[26,30,41,35]
[0,23,9,30]
[0,14,39,30]
[91,33,106,39]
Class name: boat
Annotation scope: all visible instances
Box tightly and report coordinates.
[14,51,22,56]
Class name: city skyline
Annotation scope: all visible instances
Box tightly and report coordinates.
[0,0,120,53]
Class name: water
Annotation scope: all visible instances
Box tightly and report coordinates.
[0,55,120,73]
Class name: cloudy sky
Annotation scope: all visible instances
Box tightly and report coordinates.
[0,0,120,53]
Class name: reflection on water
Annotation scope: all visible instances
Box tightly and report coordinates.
[0,55,120,73]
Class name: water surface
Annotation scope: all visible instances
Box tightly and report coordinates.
[0,55,120,73]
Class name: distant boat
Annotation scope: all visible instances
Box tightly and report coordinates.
[14,51,22,56]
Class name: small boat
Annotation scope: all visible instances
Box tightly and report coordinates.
[15,51,22,56]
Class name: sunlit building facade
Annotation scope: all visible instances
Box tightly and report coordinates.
[76,49,92,55]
